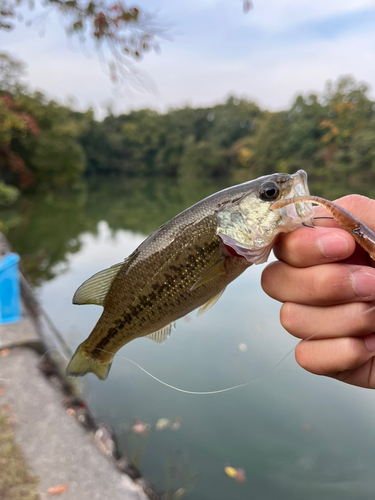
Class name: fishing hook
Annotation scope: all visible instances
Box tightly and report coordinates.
[302,216,335,228]
[312,216,334,220]
[353,227,364,238]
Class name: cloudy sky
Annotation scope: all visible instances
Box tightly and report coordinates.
[2,0,375,116]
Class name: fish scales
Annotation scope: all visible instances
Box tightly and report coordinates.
[84,213,249,356]
[67,170,314,380]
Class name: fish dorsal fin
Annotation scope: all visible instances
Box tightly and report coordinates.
[190,258,226,292]
[146,322,175,344]
[73,261,124,306]
[196,287,226,317]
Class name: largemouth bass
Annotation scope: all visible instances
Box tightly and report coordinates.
[67,170,314,380]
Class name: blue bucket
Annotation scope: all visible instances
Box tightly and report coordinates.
[0,253,21,325]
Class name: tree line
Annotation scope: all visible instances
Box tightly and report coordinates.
[1,53,375,205]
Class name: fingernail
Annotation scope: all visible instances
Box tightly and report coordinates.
[318,233,349,259]
[351,270,375,298]
[364,333,375,352]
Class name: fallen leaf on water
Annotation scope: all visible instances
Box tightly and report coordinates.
[173,487,186,499]
[224,465,247,482]
[224,466,237,478]
[131,420,151,436]
[0,349,10,357]
[171,416,181,431]
[155,418,171,431]
[235,468,247,483]
[47,484,68,495]
[66,408,76,417]
[0,386,6,396]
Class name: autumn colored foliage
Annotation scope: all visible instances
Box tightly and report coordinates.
[0,93,38,188]
[1,51,375,200]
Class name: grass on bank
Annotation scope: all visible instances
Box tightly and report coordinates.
[0,406,39,500]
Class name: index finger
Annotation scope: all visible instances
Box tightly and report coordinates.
[273,226,356,268]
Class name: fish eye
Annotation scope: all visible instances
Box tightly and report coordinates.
[259,182,280,201]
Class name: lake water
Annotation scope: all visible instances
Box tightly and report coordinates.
[6,175,375,500]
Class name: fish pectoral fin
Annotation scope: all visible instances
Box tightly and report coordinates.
[146,322,176,344]
[73,261,124,306]
[196,287,226,317]
[190,258,226,292]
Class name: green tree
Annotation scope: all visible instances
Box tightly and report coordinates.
[231,76,375,185]
[177,135,226,178]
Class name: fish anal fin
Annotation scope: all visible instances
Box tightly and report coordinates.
[190,258,226,292]
[73,261,124,306]
[196,287,226,317]
[146,322,175,344]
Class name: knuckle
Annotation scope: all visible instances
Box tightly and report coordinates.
[341,337,364,367]
[309,265,350,303]
[294,342,311,371]
[353,302,374,335]
[295,336,368,376]
[261,262,281,295]
[279,303,291,331]
[280,302,299,336]
[302,270,327,301]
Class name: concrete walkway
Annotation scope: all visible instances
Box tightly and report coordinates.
[0,295,155,500]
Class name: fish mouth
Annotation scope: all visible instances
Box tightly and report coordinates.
[283,170,315,224]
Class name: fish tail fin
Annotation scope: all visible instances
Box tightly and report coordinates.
[66,344,112,380]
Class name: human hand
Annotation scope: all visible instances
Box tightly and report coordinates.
[261,195,375,388]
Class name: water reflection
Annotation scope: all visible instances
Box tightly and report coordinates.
[5,175,375,499]
[6,177,226,285]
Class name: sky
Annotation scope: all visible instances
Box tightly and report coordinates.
[2,0,375,117]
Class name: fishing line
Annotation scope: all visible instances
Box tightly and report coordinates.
[24,299,375,395]
[17,310,372,396]
[0,341,302,394]
[97,346,299,395]
[40,348,69,364]
[98,302,375,395]
[360,303,375,316]
[28,303,375,395]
